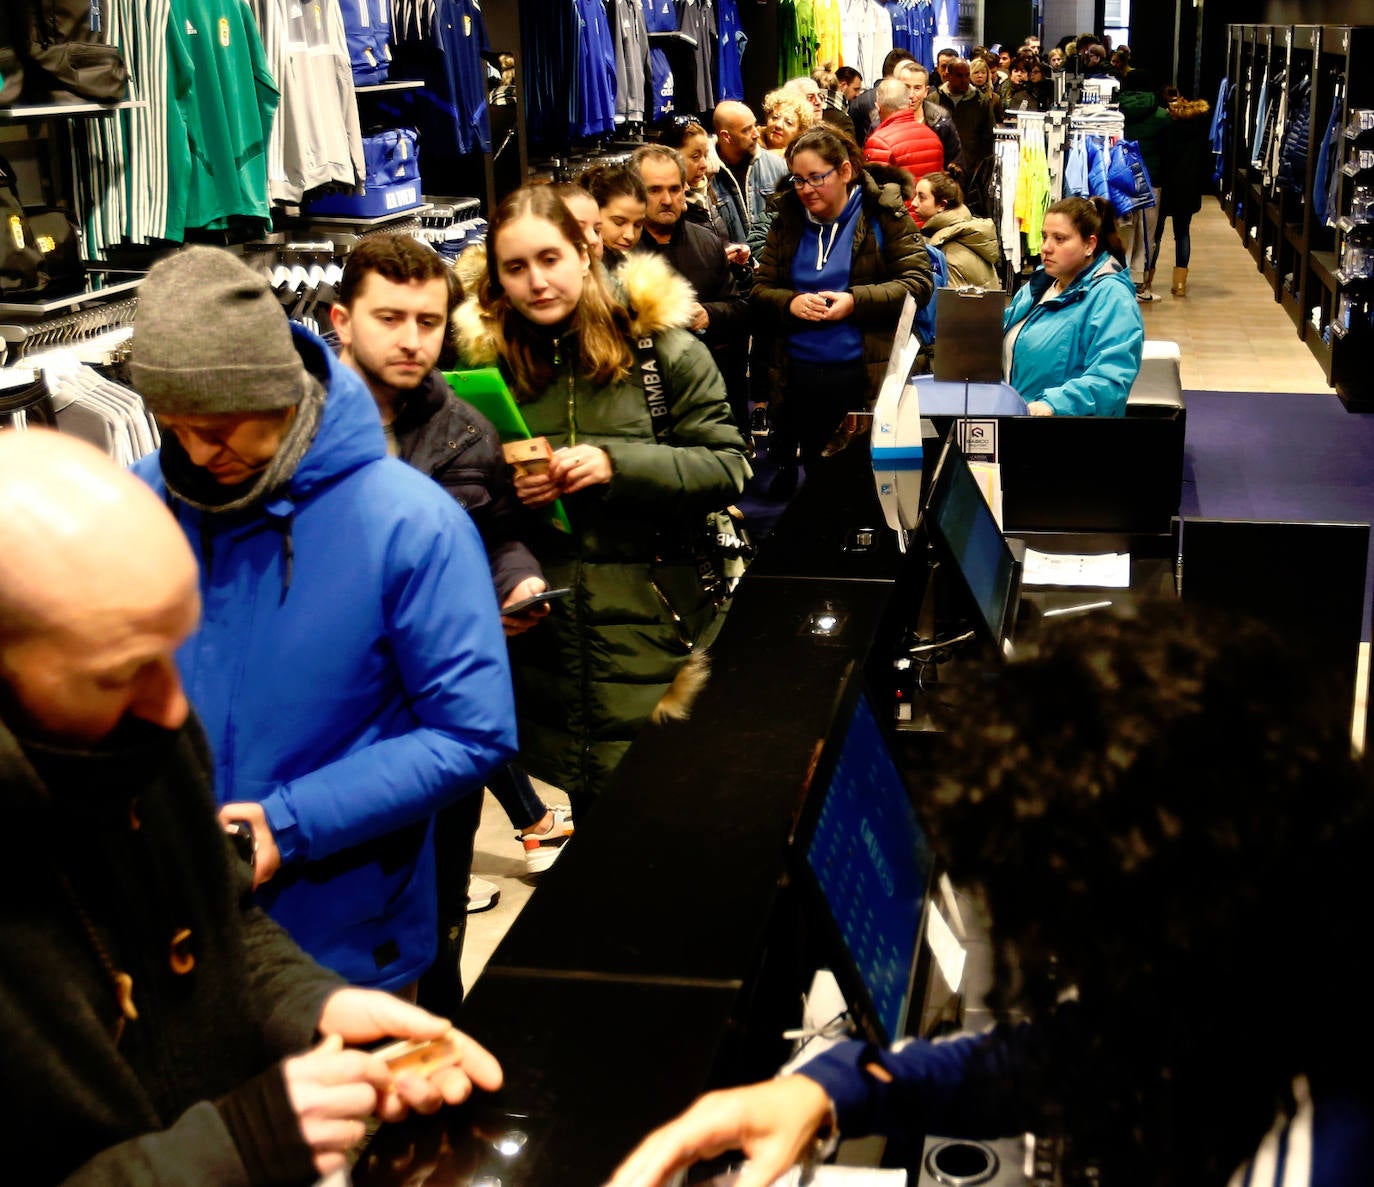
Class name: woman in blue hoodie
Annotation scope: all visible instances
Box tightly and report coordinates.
[753,124,933,478]
[1003,196,1143,416]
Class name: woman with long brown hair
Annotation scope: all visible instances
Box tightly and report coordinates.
[452,185,750,811]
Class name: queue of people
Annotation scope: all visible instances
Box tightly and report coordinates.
[0,34,1208,1186]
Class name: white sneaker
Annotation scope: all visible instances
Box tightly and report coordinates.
[518,805,574,874]
[466,874,500,913]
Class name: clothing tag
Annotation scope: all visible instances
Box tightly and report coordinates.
[219,17,231,47]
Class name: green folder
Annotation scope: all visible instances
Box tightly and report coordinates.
[443,368,571,533]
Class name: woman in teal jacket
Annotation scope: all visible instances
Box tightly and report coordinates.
[1003,196,1144,416]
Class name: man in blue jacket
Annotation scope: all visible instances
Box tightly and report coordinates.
[130,246,517,994]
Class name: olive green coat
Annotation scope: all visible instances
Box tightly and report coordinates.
[920,204,1002,290]
[452,254,750,805]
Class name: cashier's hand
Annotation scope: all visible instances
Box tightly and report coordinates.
[604,1076,835,1187]
[317,988,503,1123]
[549,445,613,494]
[501,575,551,637]
[218,802,280,889]
[1027,400,1054,416]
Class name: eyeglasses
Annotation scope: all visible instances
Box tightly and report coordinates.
[790,167,838,190]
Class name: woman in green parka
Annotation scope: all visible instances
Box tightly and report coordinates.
[452,184,750,813]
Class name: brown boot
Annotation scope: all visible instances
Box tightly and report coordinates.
[1172,267,1188,297]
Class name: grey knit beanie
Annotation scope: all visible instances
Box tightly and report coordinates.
[130,246,310,416]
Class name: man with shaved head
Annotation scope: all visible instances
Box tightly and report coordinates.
[709,99,789,249]
[0,430,502,1184]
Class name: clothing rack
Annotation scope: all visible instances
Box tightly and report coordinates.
[0,298,139,366]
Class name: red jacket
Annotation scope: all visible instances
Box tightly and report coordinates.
[863,108,945,187]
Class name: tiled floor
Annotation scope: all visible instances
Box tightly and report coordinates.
[1135,200,1330,393]
[461,196,1342,990]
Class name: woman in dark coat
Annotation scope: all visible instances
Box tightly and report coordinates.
[1156,90,1213,297]
[752,124,934,483]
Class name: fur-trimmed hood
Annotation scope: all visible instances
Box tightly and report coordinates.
[451,250,698,367]
[864,161,917,201]
[1168,97,1211,121]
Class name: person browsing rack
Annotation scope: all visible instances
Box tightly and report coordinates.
[1003,196,1143,416]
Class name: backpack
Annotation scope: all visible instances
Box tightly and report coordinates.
[631,332,752,602]
[1,152,85,297]
[23,0,129,103]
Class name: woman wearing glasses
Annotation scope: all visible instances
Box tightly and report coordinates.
[752,125,933,483]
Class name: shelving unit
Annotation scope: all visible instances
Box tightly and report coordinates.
[1223,23,1374,410]
[0,99,146,121]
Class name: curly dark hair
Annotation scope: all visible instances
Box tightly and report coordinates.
[928,603,1374,1184]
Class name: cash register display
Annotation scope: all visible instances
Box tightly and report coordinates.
[807,693,933,1043]
[927,440,1017,647]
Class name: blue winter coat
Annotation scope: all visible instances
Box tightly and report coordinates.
[1003,253,1143,417]
[133,326,517,990]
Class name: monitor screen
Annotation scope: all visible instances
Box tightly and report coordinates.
[927,440,1017,646]
[806,693,933,1042]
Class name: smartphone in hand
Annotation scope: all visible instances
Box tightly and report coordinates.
[502,587,573,616]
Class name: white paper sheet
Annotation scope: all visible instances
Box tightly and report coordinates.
[1022,548,1131,588]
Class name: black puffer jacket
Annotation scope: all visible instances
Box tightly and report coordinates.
[752,168,935,400]
[1158,97,1213,217]
[392,369,542,601]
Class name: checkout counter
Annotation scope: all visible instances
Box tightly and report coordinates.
[354,415,1192,1186]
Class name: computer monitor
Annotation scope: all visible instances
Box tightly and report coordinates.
[803,691,935,1045]
[923,436,1020,651]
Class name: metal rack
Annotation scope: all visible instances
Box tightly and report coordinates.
[0,295,139,364]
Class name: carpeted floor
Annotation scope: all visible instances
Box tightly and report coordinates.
[1180,390,1374,524]
[1180,389,1374,635]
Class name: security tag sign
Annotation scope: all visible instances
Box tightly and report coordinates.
[957,418,997,463]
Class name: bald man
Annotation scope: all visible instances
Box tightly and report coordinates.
[709,99,789,249]
[0,430,501,1185]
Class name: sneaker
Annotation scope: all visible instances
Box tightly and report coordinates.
[466,874,500,913]
[519,805,574,874]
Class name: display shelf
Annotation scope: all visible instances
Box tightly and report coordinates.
[0,99,146,121]
[297,202,433,228]
[1305,324,1333,376]
[355,80,425,95]
[0,270,144,317]
[1311,251,1340,289]
[1226,23,1374,411]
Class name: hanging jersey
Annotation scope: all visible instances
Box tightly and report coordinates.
[435,0,493,153]
[642,0,676,119]
[813,0,841,68]
[677,0,716,113]
[574,0,617,137]
[610,0,649,124]
[175,0,279,233]
[339,0,392,86]
[715,0,744,101]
